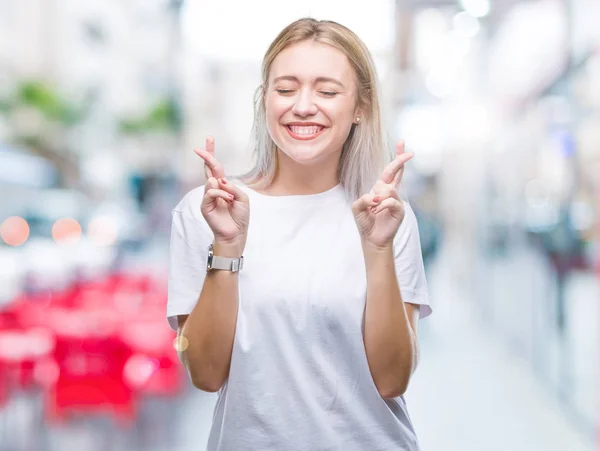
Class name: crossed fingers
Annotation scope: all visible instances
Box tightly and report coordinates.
[378,141,413,187]
[194,136,225,181]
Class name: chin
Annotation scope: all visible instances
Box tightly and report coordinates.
[279,141,332,165]
[276,128,338,164]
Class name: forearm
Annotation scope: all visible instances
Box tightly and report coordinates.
[181,241,240,392]
[362,241,417,398]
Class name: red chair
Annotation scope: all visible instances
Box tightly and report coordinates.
[2,270,177,429]
[43,309,136,427]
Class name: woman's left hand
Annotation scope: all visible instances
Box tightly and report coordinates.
[352,141,413,248]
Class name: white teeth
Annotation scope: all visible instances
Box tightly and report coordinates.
[288,125,323,135]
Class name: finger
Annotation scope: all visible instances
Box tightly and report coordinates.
[206,136,225,179]
[395,140,405,158]
[194,148,213,179]
[217,178,249,204]
[206,136,215,158]
[202,136,215,178]
[371,183,400,200]
[372,197,404,216]
[352,193,382,215]
[381,140,407,183]
[194,148,225,180]
[204,136,215,180]
[203,188,234,205]
[380,152,413,186]
[204,177,219,192]
[392,141,408,185]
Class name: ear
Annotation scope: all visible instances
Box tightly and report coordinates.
[353,108,363,125]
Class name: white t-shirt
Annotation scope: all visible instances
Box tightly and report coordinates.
[167,181,431,451]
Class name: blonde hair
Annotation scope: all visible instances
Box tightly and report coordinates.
[239,17,390,200]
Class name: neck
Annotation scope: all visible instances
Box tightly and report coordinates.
[260,148,341,196]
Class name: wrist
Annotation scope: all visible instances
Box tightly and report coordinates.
[212,239,245,258]
[361,239,394,255]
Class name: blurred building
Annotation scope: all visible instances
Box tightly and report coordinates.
[391,0,600,436]
[0,0,183,196]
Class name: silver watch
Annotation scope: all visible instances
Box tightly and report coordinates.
[206,244,244,272]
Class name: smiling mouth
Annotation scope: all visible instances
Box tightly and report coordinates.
[286,125,326,140]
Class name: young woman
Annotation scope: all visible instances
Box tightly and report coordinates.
[167,17,431,451]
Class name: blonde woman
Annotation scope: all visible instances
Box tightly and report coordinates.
[168,18,431,451]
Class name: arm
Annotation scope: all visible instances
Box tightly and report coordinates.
[171,137,249,393]
[362,241,420,399]
[352,140,428,399]
[178,241,242,393]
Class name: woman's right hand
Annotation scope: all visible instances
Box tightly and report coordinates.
[194,137,249,255]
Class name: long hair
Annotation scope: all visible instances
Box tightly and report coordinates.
[238,18,390,201]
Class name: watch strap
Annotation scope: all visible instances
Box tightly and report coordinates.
[209,255,244,272]
[207,244,244,272]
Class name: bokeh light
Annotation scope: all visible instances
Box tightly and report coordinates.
[0,216,30,246]
[124,354,159,388]
[87,216,119,246]
[453,11,480,38]
[52,218,82,245]
[173,335,189,353]
[459,0,490,18]
[33,357,60,387]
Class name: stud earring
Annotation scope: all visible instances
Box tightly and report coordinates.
[356,117,360,123]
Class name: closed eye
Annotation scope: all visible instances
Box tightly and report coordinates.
[276,89,338,97]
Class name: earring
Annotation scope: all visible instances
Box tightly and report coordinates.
[356,117,360,123]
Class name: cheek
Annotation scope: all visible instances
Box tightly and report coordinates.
[322,105,355,143]
[322,98,354,121]
[265,98,288,142]
[322,105,353,131]
[266,95,290,121]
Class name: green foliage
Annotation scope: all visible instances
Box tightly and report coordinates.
[119,97,181,134]
[17,81,83,125]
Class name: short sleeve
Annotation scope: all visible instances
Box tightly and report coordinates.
[394,201,432,319]
[166,207,213,331]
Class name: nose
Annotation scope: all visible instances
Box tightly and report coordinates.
[291,89,318,117]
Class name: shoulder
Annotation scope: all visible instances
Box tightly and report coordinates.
[170,186,213,245]
[171,185,212,237]
[401,200,417,222]
[172,185,206,223]
[395,200,419,243]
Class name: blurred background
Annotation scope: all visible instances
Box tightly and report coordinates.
[0,0,599,450]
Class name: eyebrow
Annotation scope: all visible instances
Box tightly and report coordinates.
[272,75,345,89]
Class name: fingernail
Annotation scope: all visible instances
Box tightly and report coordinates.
[228,194,234,200]
[373,196,381,203]
[220,178,227,184]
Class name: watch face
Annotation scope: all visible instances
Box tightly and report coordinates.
[207,244,214,270]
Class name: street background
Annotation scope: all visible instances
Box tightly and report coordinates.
[0,0,599,450]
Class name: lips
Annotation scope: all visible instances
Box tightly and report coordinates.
[285,123,327,140]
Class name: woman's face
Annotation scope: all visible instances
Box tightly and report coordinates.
[265,40,361,166]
